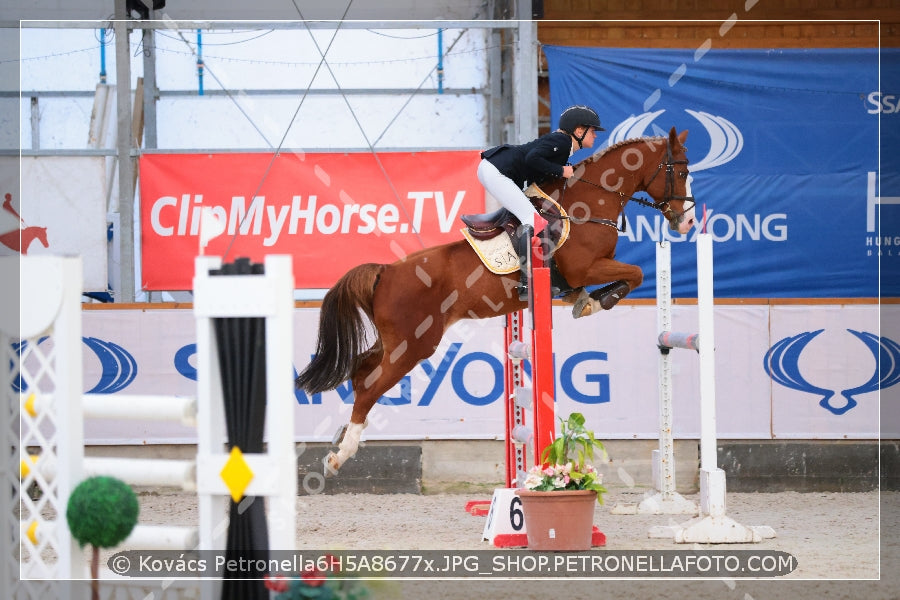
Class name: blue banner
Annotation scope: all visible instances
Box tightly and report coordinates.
[544,46,898,298]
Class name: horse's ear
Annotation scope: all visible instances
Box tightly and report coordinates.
[669,127,688,147]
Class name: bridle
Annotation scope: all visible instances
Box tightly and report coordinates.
[557,136,696,232]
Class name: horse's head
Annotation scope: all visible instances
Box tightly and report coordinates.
[34,227,49,248]
[645,127,696,234]
[561,127,697,237]
[18,226,49,254]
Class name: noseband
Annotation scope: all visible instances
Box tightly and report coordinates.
[650,138,696,227]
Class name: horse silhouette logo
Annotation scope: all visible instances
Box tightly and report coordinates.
[1,192,49,255]
[763,329,900,415]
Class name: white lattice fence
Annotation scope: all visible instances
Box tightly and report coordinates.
[2,256,85,595]
[2,254,296,598]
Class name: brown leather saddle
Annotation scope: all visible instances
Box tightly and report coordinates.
[460,194,567,252]
[460,191,573,295]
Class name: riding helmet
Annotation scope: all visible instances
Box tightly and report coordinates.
[558,105,605,134]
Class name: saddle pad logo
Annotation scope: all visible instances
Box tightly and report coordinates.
[460,230,519,275]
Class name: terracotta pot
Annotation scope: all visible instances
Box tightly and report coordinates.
[516,489,597,551]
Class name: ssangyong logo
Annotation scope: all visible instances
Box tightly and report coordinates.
[12,337,138,394]
[604,109,788,243]
[763,329,899,415]
[607,109,744,172]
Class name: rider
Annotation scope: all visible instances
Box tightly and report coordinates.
[477,104,605,300]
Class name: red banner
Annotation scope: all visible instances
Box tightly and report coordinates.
[139,151,484,290]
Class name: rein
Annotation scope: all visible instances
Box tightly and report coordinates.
[558,137,695,231]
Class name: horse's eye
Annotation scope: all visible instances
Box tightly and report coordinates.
[679,172,688,179]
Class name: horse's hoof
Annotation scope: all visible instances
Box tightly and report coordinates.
[572,294,592,319]
[323,452,341,478]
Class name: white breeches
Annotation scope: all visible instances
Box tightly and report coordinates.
[477,159,535,228]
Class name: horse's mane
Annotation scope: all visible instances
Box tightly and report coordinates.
[580,135,666,166]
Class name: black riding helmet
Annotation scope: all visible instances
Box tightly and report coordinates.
[558,105,605,149]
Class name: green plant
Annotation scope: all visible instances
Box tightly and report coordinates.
[66,476,139,600]
[523,412,607,503]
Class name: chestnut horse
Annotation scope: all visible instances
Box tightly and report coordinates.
[297,127,696,474]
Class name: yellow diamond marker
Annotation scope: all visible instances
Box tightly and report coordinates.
[220,446,254,502]
[24,393,37,418]
[27,521,38,545]
[20,454,38,478]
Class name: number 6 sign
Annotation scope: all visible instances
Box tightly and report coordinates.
[482,488,529,547]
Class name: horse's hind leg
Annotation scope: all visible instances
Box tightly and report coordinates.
[326,422,367,475]
[325,346,422,475]
[324,348,380,475]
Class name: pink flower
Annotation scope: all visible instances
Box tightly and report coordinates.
[301,568,327,587]
[263,574,290,592]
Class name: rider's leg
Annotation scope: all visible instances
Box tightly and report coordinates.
[477,159,537,300]
[476,159,535,228]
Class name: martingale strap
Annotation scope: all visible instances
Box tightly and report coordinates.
[524,183,572,250]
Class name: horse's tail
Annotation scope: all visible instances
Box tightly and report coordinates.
[295,263,385,394]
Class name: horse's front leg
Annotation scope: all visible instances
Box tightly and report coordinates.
[569,258,643,319]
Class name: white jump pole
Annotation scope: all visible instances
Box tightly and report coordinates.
[649,231,775,543]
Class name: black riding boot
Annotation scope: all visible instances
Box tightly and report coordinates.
[514,224,534,301]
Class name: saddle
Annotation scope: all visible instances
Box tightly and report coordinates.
[460,185,573,294]
[461,184,570,250]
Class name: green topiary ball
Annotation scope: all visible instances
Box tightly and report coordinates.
[66,476,139,549]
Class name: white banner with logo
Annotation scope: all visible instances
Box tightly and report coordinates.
[77,302,887,445]
[3,156,108,291]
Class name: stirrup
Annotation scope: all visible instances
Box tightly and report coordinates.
[517,275,561,302]
[514,224,534,301]
[516,274,529,301]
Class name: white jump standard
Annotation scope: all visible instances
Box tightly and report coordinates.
[611,239,700,516]
[646,234,775,543]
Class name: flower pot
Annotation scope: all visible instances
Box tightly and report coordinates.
[516,489,597,551]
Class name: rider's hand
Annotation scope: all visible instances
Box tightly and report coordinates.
[562,165,574,178]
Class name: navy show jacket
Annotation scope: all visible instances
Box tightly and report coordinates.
[481,131,572,188]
